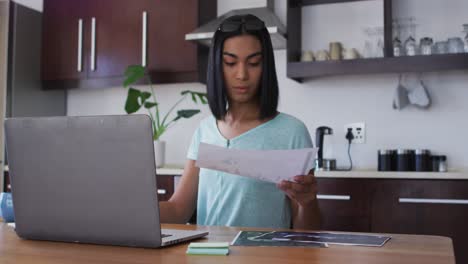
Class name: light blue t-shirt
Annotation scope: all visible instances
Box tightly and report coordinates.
[187,112,313,228]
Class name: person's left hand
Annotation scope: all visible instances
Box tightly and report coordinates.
[276,171,318,207]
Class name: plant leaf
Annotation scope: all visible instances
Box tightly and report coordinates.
[144,102,158,109]
[123,65,145,88]
[196,93,208,104]
[180,90,208,104]
[140,91,151,102]
[173,109,200,121]
[125,88,142,113]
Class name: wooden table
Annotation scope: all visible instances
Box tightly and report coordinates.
[0,223,454,264]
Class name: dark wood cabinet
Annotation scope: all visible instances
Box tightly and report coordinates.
[87,0,146,79]
[371,179,468,264]
[316,178,468,264]
[130,173,468,261]
[316,179,371,232]
[146,0,199,80]
[156,175,174,202]
[287,0,468,81]
[3,171,10,193]
[41,0,216,89]
[42,0,88,81]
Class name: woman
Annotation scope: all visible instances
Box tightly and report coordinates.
[160,14,320,229]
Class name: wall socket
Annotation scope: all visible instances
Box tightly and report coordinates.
[344,122,366,144]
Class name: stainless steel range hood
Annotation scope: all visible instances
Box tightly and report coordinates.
[185,7,286,50]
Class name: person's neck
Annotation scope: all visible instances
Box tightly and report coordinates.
[224,102,260,125]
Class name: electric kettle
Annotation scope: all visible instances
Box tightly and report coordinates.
[315,126,335,171]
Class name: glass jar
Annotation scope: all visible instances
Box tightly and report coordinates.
[419,37,433,55]
[439,155,447,172]
[447,37,464,54]
[434,41,448,54]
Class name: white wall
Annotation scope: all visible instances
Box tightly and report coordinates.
[12,0,42,11]
[68,0,468,170]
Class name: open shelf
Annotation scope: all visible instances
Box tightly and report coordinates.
[288,53,468,82]
[287,0,468,81]
[297,0,375,6]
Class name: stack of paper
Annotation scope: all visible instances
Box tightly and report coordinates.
[186,242,230,256]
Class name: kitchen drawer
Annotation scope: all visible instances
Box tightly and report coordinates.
[372,179,468,232]
[3,171,10,192]
[316,178,371,232]
[371,179,468,264]
[156,175,174,202]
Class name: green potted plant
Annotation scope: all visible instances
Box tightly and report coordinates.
[123,65,207,167]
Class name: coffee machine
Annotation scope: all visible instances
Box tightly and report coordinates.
[315,126,335,171]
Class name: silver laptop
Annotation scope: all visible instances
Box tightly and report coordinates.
[4,115,207,248]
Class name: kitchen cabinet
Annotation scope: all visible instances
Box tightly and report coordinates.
[371,179,468,264]
[156,175,174,202]
[145,173,468,262]
[316,178,468,264]
[41,0,216,89]
[316,179,371,232]
[41,0,87,81]
[87,0,148,79]
[287,0,468,81]
[156,174,196,224]
[3,171,10,192]
[146,0,200,82]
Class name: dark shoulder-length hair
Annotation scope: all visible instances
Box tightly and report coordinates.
[206,15,279,121]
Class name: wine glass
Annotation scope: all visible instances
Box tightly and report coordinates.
[362,27,374,58]
[403,17,418,56]
[393,19,403,56]
[375,27,384,58]
[362,26,384,58]
[463,24,468,53]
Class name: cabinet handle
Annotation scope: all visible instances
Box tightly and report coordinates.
[157,189,167,195]
[141,11,147,67]
[90,17,96,71]
[317,194,351,201]
[77,19,83,72]
[399,198,468,205]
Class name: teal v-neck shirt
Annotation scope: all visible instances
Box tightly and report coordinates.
[187,113,313,228]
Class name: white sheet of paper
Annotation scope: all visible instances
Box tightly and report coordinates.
[196,143,318,183]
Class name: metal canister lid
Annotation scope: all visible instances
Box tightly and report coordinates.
[415,149,430,155]
[378,149,394,155]
[397,149,410,154]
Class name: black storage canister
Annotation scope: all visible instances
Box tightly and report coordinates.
[431,155,440,172]
[396,149,411,171]
[378,149,395,171]
[408,149,416,171]
[415,149,431,172]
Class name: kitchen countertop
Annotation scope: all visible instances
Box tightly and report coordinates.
[5,165,467,180]
[156,166,468,180]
